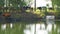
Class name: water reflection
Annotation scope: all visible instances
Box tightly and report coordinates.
[0,20,60,34]
[46,15,55,24]
[10,23,13,28]
[24,24,55,34]
[1,24,6,30]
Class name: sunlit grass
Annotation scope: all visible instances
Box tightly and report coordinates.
[33,9,41,14]
[26,9,30,13]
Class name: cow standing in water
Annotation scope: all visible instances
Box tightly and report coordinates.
[1,12,13,30]
[3,12,11,23]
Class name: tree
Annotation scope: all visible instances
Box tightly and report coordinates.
[52,0,60,18]
[9,0,27,12]
[9,0,27,8]
[0,0,4,7]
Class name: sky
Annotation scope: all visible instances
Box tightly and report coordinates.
[30,0,52,8]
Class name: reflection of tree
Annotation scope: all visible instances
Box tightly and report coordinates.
[9,23,26,34]
[19,23,26,34]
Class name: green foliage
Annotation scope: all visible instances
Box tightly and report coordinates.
[9,0,27,8]
[52,0,60,6]
[0,0,4,6]
[56,0,60,6]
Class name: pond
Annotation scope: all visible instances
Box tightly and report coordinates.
[0,20,60,34]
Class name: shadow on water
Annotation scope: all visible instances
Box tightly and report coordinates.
[0,16,44,24]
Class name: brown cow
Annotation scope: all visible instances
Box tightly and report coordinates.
[3,12,11,17]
